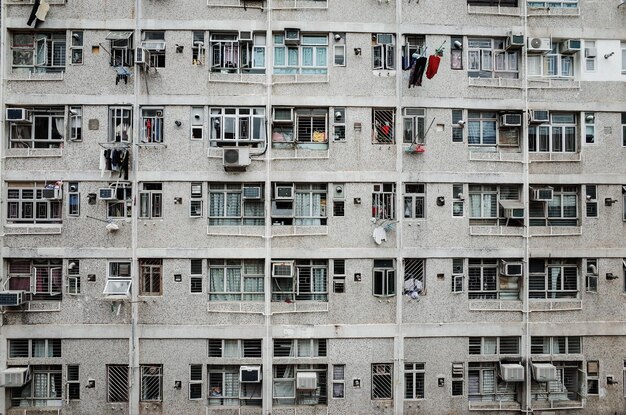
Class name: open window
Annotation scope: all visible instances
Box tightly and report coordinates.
[141,31,166,68]
[106,31,134,67]
[11,32,66,74]
[211,31,266,73]
[104,261,132,298]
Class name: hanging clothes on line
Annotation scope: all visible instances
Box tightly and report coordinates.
[426,54,441,79]
[409,56,428,88]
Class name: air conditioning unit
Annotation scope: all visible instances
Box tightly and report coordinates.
[505,33,524,50]
[501,261,523,277]
[99,188,116,200]
[531,187,554,201]
[531,363,558,382]
[1,367,31,388]
[239,31,253,41]
[6,108,31,123]
[500,363,524,382]
[243,186,262,200]
[527,37,551,53]
[272,262,293,278]
[240,366,262,383]
[503,207,524,219]
[296,372,317,390]
[0,291,27,307]
[136,47,148,64]
[529,110,550,123]
[223,148,251,171]
[499,114,522,127]
[284,28,301,45]
[275,185,294,200]
[560,39,581,54]
[41,187,62,200]
[585,47,597,58]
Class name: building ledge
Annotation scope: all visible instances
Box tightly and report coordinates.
[4,224,62,235]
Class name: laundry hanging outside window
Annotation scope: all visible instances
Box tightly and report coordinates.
[403,41,446,87]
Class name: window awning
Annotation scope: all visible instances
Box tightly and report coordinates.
[531,362,558,382]
[141,41,166,51]
[106,31,133,41]
[499,200,524,210]
[500,363,524,382]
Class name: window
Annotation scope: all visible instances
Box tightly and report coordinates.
[8,107,65,149]
[453,184,464,217]
[273,364,327,406]
[529,113,577,152]
[190,182,203,218]
[104,260,132,296]
[141,365,163,402]
[274,33,327,74]
[528,0,577,7]
[11,32,66,74]
[70,31,83,65]
[271,260,328,302]
[403,108,426,144]
[109,106,132,142]
[139,259,162,295]
[68,106,82,141]
[189,364,203,400]
[67,365,80,400]
[271,183,328,226]
[8,339,61,358]
[403,258,425,297]
[211,32,266,73]
[528,42,574,78]
[530,336,581,354]
[468,259,521,300]
[106,185,132,218]
[531,361,583,403]
[451,36,463,70]
[106,31,133,67]
[332,108,346,142]
[622,42,626,75]
[529,185,578,226]
[585,185,597,218]
[332,365,345,398]
[142,31,166,68]
[372,33,395,70]
[192,31,205,65]
[468,337,520,354]
[209,183,264,226]
[191,107,204,141]
[5,259,62,299]
[623,361,626,397]
[586,361,599,395]
[452,258,464,293]
[622,114,626,147]
[140,108,164,143]
[273,339,327,357]
[7,183,62,224]
[468,112,496,146]
[373,259,395,297]
[405,363,425,399]
[585,259,598,293]
[107,365,129,402]
[211,107,266,147]
[139,183,163,218]
[209,364,263,407]
[584,41,596,72]
[467,38,518,79]
[403,35,425,66]
[469,0,517,5]
[209,259,264,301]
[10,365,62,408]
[190,259,203,293]
[452,363,464,396]
[452,110,464,142]
[371,364,393,399]
[468,362,519,403]
[209,339,263,358]
[271,108,327,146]
[372,183,396,220]
[333,259,346,293]
[468,185,498,220]
[333,34,346,66]
[66,259,80,295]
[372,108,395,144]
[529,259,578,299]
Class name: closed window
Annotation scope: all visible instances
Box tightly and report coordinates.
[405,363,425,399]
[274,33,327,74]
[372,108,395,144]
[139,183,163,218]
[8,107,64,149]
[209,339,263,358]
[404,184,425,219]
[189,364,203,400]
[403,108,426,144]
[528,113,576,153]
[373,259,395,297]
[271,108,327,146]
[140,365,163,402]
[468,38,518,79]
[109,107,133,143]
[332,365,345,398]
[67,365,80,400]
[529,185,578,227]
[139,259,162,295]
[209,183,264,226]
[372,183,396,220]
[467,112,496,146]
[209,259,264,301]
[190,259,203,294]
[210,107,266,147]
[10,365,62,407]
[7,183,62,224]
[403,258,425,297]
[468,362,519,403]
[9,339,61,358]
[468,337,520,354]
[530,336,581,354]
[371,364,393,399]
[107,365,130,403]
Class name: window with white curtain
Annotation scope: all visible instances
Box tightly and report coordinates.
[273,339,327,357]
[209,183,264,226]
[469,185,498,219]
[467,111,497,146]
[529,185,578,227]
[530,336,582,354]
[209,259,264,301]
[8,339,61,358]
[271,260,328,302]
[528,113,577,153]
[274,33,328,74]
[469,337,520,354]
[527,42,574,78]
[11,32,66,74]
[467,38,518,79]
[528,259,579,299]
[10,365,62,408]
[8,107,65,149]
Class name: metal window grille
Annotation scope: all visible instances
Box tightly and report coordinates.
[140,259,162,295]
[141,365,163,401]
[371,364,393,399]
[372,109,395,144]
[189,364,203,400]
[107,365,129,402]
[67,365,80,400]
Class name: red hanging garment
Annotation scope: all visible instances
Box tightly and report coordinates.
[426,55,441,79]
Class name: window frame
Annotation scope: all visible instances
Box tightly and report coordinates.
[108,106,133,143]
[372,33,395,71]
[140,364,163,402]
[528,259,579,300]
[467,38,518,79]
[208,183,265,226]
[139,183,163,219]
[188,364,203,400]
[402,108,426,145]
[273,33,327,75]
[139,258,162,296]
[66,364,80,401]
[106,365,130,403]
[271,259,328,302]
[7,183,63,224]
[372,183,396,220]
[373,259,396,297]
[332,364,345,399]
[70,31,83,65]
[209,259,265,301]
[371,363,393,400]
[404,363,425,400]
[11,31,66,74]
[372,108,396,144]
[210,107,266,147]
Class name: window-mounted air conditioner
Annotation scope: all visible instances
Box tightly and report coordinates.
[240,366,262,383]
[0,291,27,307]
[503,207,524,219]
[527,37,551,53]
[296,372,317,390]
[529,110,549,124]
[500,363,524,382]
[585,47,597,58]
[6,108,31,123]
[284,28,301,45]
[99,188,116,200]
[239,31,253,42]
[531,363,558,382]
[531,187,554,201]
[1,367,31,388]
[499,114,522,127]
[560,39,581,54]
[136,47,148,64]
[505,33,524,50]
[272,262,293,278]
[500,260,523,277]
[243,186,262,200]
[223,148,251,172]
[42,187,62,200]
[275,185,294,200]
